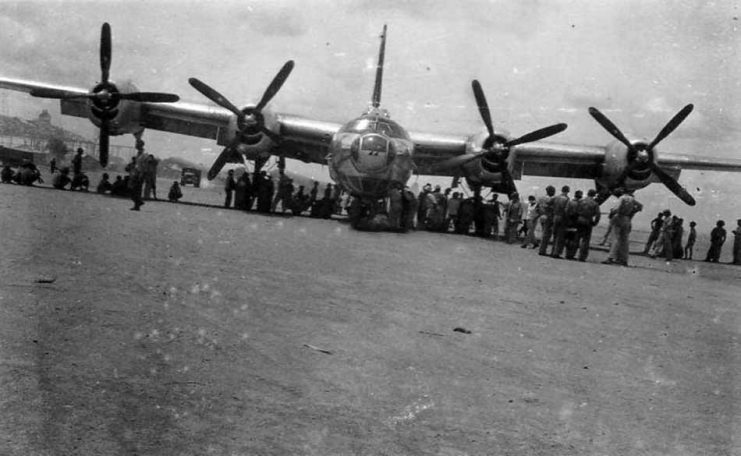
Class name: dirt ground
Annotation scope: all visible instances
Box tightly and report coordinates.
[1,181,740,455]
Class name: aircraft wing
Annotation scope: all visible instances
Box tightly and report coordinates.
[409,131,607,179]
[510,142,606,180]
[409,131,468,175]
[656,152,741,172]
[146,106,342,165]
[410,133,741,180]
[143,105,342,165]
[0,78,88,97]
[274,114,343,165]
[0,78,91,118]
[141,102,232,141]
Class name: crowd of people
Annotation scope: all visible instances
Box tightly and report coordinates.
[352,182,741,267]
[1,160,43,186]
[221,169,348,219]
[4,153,741,266]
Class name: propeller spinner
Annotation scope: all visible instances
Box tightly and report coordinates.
[189,60,294,180]
[588,104,696,206]
[29,23,180,168]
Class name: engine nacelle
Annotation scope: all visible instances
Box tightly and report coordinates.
[596,139,680,193]
[86,81,143,136]
[218,105,281,162]
[461,128,516,191]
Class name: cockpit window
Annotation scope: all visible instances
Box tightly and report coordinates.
[350,133,390,171]
[361,134,388,154]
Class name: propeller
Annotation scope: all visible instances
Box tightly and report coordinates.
[588,105,695,205]
[432,80,566,194]
[189,60,295,180]
[29,22,180,168]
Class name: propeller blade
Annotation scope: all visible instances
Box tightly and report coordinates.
[647,104,694,151]
[188,78,244,118]
[472,80,495,138]
[650,162,696,206]
[30,88,92,100]
[118,92,180,103]
[100,23,112,84]
[506,123,568,147]
[206,145,241,180]
[99,120,109,168]
[255,60,295,112]
[588,107,635,151]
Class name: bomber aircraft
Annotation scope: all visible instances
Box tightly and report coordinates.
[2,23,741,209]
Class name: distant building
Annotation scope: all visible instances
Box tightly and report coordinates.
[0,110,135,165]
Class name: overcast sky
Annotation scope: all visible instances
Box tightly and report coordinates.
[0,0,739,222]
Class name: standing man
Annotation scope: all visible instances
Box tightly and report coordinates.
[537,185,556,256]
[574,189,601,262]
[672,218,684,259]
[272,171,294,213]
[309,181,319,207]
[564,190,583,260]
[224,169,236,208]
[387,182,403,230]
[732,219,741,265]
[650,211,674,261]
[126,154,145,211]
[704,220,727,262]
[684,221,697,260]
[446,192,461,232]
[487,193,501,239]
[72,148,83,176]
[142,154,159,200]
[49,157,57,174]
[234,171,250,209]
[417,184,432,228]
[401,185,418,231]
[521,195,539,248]
[550,185,571,258]
[643,212,664,254]
[602,189,643,266]
[504,192,523,244]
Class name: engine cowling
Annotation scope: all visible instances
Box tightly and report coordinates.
[460,128,515,191]
[218,104,281,162]
[596,138,680,193]
[84,81,143,136]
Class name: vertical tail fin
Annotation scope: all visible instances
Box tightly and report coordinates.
[371,24,387,108]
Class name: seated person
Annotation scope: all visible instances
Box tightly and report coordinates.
[1,165,14,183]
[16,161,42,185]
[110,175,128,196]
[52,168,72,190]
[96,173,113,194]
[168,181,183,202]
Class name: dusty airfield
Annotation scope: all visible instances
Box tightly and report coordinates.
[1,183,740,456]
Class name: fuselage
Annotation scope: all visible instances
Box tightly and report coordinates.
[328,107,414,198]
